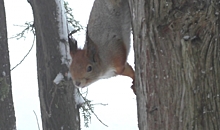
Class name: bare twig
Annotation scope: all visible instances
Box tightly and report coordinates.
[68,30,79,37]
[79,88,89,98]
[33,110,41,130]
[10,35,35,71]
[9,22,35,40]
[78,90,108,127]
[64,1,83,31]
[91,103,108,106]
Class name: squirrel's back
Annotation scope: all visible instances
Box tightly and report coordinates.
[87,0,131,56]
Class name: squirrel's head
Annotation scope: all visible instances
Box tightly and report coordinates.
[68,33,101,88]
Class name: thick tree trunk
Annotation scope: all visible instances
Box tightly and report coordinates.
[129,0,220,130]
[29,0,80,130]
[0,0,16,129]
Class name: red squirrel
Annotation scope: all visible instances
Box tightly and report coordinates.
[68,0,135,94]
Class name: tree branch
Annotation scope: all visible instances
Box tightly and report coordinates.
[33,110,41,130]
[10,35,35,71]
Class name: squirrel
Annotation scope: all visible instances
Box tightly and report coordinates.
[68,0,135,94]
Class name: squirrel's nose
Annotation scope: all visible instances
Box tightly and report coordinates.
[75,81,81,86]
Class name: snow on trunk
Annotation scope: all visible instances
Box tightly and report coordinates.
[55,0,71,66]
[54,0,83,106]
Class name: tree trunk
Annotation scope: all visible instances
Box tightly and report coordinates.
[29,0,80,129]
[0,0,16,129]
[129,0,220,130]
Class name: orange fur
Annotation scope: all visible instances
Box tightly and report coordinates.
[69,0,135,94]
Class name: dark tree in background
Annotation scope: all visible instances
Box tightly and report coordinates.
[0,0,16,129]
[129,0,220,130]
[29,0,80,129]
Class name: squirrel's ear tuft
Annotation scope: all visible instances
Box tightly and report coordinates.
[68,33,78,56]
[86,29,99,63]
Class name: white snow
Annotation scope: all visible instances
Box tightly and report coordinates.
[55,0,68,40]
[55,0,72,66]
[2,71,6,76]
[53,73,64,84]
[59,41,71,66]
[183,35,190,40]
[74,88,84,105]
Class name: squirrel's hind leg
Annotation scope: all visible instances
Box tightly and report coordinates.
[120,63,134,80]
[116,63,136,95]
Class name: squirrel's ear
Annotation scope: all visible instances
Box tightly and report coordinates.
[68,33,78,56]
[86,31,99,63]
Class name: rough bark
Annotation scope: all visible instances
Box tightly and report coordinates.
[129,0,220,130]
[0,0,16,129]
[29,0,80,130]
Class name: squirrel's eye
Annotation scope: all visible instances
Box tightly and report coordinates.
[87,65,92,72]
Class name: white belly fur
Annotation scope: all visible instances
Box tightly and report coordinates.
[99,68,116,79]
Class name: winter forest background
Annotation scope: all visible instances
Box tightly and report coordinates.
[1,0,220,130]
[3,0,137,130]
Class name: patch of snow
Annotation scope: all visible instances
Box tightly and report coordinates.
[74,88,84,105]
[2,71,6,76]
[55,0,68,40]
[59,41,71,66]
[55,0,72,66]
[53,73,64,84]
[183,35,190,40]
